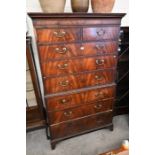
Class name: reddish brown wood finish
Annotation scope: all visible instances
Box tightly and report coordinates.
[44,70,115,94]
[38,41,118,61]
[83,26,120,41]
[46,85,115,112]
[36,28,80,43]
[50,111,112,139]
[48,99,113,124]
[41,55,117,77]
[28,13,125,149]
[34,18,121,27]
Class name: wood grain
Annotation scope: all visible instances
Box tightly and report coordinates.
[41,55,117,77]
[38,41,118,61]
[36,28,80,43]
[83,26,120,41]
[44,70,115,94]
[46,85,116,112]
[50,111,112,139]
[48,99,113,124]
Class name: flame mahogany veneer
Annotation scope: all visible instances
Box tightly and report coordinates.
[29,13,125,149]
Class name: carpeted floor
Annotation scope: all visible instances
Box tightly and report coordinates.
[26,114,129,155]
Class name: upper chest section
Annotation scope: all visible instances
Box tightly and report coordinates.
[29,13,125,44]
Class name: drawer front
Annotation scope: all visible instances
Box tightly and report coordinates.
[36,28,80,43]
[38,41,118,61]
[41,55,117,77]
[41,59,80,77]
[46,85,115,112]
[48,99,113,124]
[50,111,112,139]
[44,70,115,94]
[83,27,120,41]
[44,74,81,94]
[83,70,115,88]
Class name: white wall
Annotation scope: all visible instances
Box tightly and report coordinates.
[26,0,129,26]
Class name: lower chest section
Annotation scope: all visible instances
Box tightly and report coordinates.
[45,85,115,140]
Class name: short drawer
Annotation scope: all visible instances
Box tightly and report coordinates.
[48,99,113,124]
[41,55,117,77]
[36,28,80,43]
[46,85,115,112]
[44,70,115,94]
[50,111,112,139]
[83,26,120,41]
[38,41,118,61]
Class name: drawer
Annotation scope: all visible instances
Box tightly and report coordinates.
[36,28,80,43]
[83,26,120,41]
[46,85,115,111]
[41,55,117,77]
[38,41,118,61]
[41,59,80,77]
[50,111,112,139]
[44,70,115,94]
[48,99,113,124]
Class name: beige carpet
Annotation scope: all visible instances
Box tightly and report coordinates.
[26,114,129,155]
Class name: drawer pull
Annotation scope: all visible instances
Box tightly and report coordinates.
[96,59,104,65]
[95,75,104,80]
[64,111,72,117]
[59,80,69,87]
[53,31,66,38]
[57,63,68,69]
[94,104,102,109]
[96,44,105,50]
[95,92,105,98]
[55,47,68,54]
[60,99,70,104]
[96,29,106,36]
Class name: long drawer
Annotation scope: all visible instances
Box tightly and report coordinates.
[83,26,120,41]
[48,99,113,124]
[41,55,117,77]
[50,111,112,139]
[44,70,115,94]
[46,85,115,112]
[38,41,118,61]
[36,27,81,43]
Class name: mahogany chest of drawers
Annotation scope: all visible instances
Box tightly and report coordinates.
[29,13,125,149]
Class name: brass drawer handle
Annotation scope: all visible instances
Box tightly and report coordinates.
[96,29,106,36]
[57,63,68,69]
[53,31,66,38]
[64,111,72,117]
[59,80,69,87]
[96,44,105,50]
[96,59,104,65]
[59,98,70,104]
[94,104,102,109]
[55,47,68,54]
[95,92,105,98]
[95,75,104,80]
